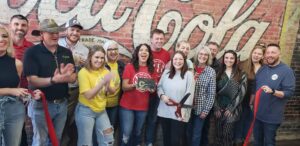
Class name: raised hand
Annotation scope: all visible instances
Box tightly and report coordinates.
[52,63,75,83]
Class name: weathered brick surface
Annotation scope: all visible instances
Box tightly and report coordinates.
[0,0,299,142]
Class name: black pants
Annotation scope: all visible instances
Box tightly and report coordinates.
[160,117,186,146]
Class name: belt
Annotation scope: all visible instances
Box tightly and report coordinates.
[49,98,66,104]
[37,98,66,104]
[69,87,79,91]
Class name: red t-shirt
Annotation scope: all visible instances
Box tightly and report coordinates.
[120,64,153,111]
[13,39,34,61]
[152,48,170,83]
[13,39,34,88]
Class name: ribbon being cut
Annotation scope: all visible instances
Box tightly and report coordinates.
[243,88,263,146]
[27,90,59,146]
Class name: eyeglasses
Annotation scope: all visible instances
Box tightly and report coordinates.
[107,48,118,51]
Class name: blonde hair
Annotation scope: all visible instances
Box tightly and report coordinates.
[175,40,190,51]
[194,46,213,66]
[0,25,14,57]
[241,44,265,80]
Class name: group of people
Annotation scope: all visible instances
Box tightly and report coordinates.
[0,14,296,146]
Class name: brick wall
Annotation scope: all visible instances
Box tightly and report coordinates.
[1,0,299,141]
[280,21,300,140]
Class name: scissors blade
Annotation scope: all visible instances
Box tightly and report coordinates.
[181,104,194,109]
[179,93,191,105]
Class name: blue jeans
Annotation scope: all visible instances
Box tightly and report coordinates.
[253,119,280,146]
[0,96,25,146]
[75,103,114,146]
[234,105,253,142]
[145,94,160,145]
[28,99,67,146]
[187,114,206,146]
[119,107,147,146]
[106,106,119,126]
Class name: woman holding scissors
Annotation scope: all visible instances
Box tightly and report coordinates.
[157,51,194,146]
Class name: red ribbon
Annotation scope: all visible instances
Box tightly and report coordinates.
[243,88,263,146]
[28,90,59,146]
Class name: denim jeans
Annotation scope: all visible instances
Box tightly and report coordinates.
[0,96,25,146]
[187,114,206,146]
[75,103,114,146]
[145,94,160,145]
[119,107,147,146]
[234,105,253,142]
[253,119,280,146]
[28,99,67,146]
[107,106,119,127]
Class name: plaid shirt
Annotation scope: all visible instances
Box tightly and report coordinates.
[193,66,216,115]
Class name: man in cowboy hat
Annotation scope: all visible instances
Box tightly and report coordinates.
[23,18,76,145]
[58,16,89,146]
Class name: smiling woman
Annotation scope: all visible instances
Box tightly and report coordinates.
[0,26,28,146]
[76,45,115,146]
[214,50,247,146]
[157,51,195,146]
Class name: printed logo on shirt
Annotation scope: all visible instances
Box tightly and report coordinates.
[271,74,278,80]
[153,59,166,77]
[133,72,152,92]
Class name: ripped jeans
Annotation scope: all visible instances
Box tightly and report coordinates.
[75,103,114,146]
[0,96,25,146]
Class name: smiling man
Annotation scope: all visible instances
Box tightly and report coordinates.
[253,43,295,146]
[9,14,35,146]
[145,29,170,146]
[24,19,76,146]
[58,17,89,146]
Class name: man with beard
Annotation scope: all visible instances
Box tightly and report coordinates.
[208,41,221,73]
[145,29,170,146]
[9,14,34,145]
[253,44,295,146]
[58,17,89,146]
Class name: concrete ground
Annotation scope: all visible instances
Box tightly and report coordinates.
[247,140,300,146]
[276,140,300,146]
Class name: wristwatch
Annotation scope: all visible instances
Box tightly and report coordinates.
[270,88,275,94]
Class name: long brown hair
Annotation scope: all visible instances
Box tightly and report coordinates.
[85,45,106,71]
[169,51,188,79]
[131,43,154,73]
[217,50,242,82]
[241,44,265,80]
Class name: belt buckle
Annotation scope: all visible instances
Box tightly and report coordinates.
[53,98,64,104]
[53,99,59,104]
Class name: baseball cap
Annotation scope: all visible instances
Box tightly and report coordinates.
[65,16,83,30]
